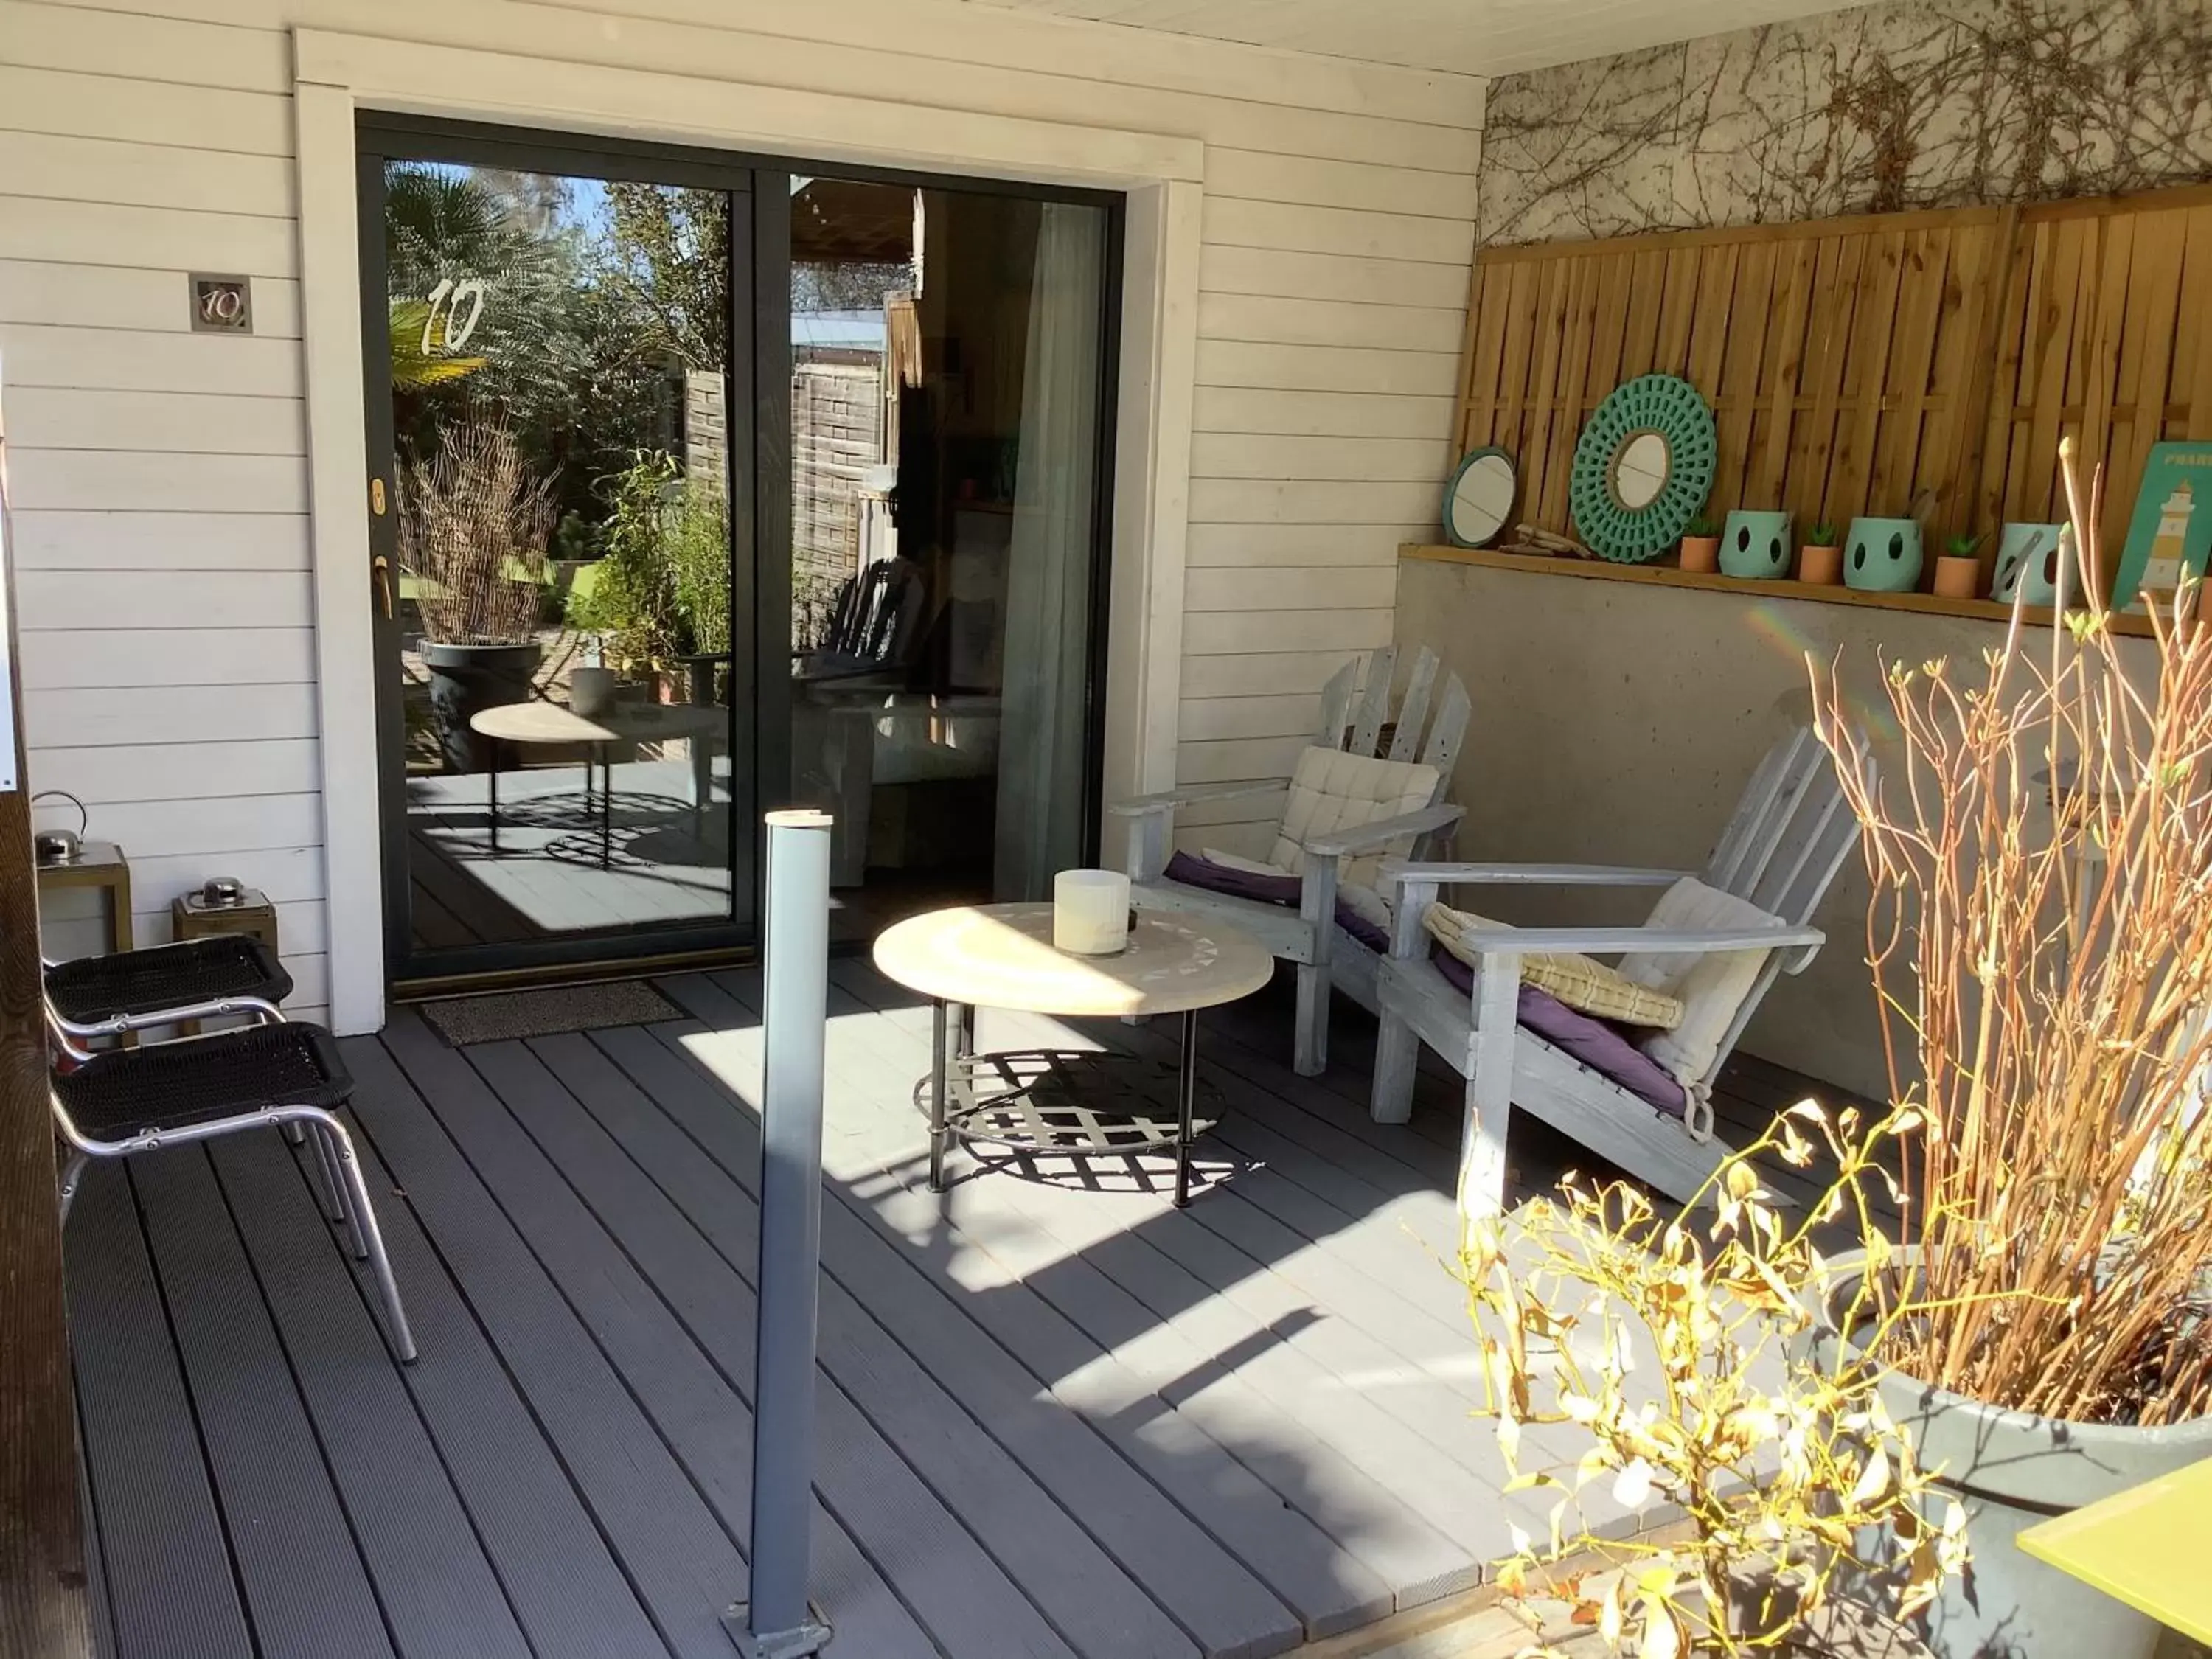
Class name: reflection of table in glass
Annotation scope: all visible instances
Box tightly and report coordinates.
[871,903,1273,1207]
[468,701,727,870]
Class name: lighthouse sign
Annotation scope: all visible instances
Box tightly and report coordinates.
[2115,442,2212,615]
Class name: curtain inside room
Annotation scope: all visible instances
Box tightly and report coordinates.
[993,201,1105,900]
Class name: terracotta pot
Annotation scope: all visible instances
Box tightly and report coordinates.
[1932,556,1980,600]
[1799,543,1843,585]
[1679,535,1721,574]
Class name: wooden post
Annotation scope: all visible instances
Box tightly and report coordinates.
[0,366,94,1654]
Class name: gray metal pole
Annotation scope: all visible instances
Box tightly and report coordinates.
[727,809,833,1659]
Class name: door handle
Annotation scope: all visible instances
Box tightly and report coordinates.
[372,555,395,620]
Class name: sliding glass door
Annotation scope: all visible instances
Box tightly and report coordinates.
[360,118,759,983]
[359,115,1121,986]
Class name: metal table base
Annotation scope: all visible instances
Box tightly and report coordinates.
[922,1001,1217,1207]
[485,740,615,869]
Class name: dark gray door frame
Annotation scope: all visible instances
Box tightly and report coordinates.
[357,116,765,987]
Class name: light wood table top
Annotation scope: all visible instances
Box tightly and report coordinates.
[872,902,1273,1019]
[2018,1454,2212,1646]
[469,700,726,746]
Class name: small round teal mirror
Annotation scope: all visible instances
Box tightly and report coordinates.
[1568,375,1717,563]
[1442,447,1516,548]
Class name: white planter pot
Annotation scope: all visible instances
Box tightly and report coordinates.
[1807,1251,2212,1659]
[569,665,617,717]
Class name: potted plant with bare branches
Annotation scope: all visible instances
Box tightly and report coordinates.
[396,419,557,771]
[1806,436,2212,1659]
[1467,1106,1966,1657]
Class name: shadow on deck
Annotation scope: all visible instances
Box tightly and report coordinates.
[63,968,1872,1659]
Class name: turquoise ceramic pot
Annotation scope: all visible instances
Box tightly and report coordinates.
[1846,518,1924,592]
[1719,511,1792,579]
[1992,523,2069,605]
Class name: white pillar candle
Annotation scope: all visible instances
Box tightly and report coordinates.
[1054,869,1130,956]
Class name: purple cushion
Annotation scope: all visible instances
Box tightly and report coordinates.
[1164,850,1683,1116]
[1430,946,1688,1119]
[1163,849,1390,948]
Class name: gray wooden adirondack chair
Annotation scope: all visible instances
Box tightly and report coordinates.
[1113,646,1471,1076]
[1368,726,1865,1221]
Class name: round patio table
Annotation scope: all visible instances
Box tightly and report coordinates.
[872,902,1273,1206]
[468,700,726,869]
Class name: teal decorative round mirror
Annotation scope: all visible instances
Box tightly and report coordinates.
[1568,374,1718,563]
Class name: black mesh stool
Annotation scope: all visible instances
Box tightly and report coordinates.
[52,1023,417,1363]
[45,935,292,1037]
[46,933,310,1156]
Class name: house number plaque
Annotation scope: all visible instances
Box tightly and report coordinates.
[189,274,254,334]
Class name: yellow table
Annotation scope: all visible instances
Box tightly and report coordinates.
[2017,1455,2212,1646]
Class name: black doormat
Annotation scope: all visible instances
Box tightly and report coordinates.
[417,981,681,1046]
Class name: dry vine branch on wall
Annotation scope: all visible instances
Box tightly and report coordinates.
[1481,0,2212,247]
[1810,438,2212,1425]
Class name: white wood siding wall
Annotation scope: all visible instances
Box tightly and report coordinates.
[1181,136,1478,858]
[0,0,1483,1002]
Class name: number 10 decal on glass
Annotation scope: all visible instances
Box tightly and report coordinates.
[418,277,487,354]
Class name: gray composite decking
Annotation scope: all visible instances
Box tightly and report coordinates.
[64,968,1865,1659]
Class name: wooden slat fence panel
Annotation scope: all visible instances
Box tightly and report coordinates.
[2180,206,2212,442]
[1457,184,2212,594]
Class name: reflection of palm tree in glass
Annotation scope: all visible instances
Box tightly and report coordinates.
[382,163,732,537]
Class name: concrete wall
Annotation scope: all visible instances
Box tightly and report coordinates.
[1391,554,2161,1099]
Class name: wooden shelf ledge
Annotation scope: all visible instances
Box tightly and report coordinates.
[1399,544,2156,639]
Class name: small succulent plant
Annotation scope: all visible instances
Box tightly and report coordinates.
[1685,515,1720,540]
[1809,522,1840,546]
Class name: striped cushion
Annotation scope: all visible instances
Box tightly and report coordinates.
[1424,902,1685,1031]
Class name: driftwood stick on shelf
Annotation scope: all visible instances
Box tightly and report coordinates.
[1505,524,1596,559]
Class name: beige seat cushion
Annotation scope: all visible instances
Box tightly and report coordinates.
[1424,903,1685,1030]
[1270,747,1440,892]
[1618,877,1781,1088]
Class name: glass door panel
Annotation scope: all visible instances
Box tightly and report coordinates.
[785,178,1114,945]
[363,130,753,978]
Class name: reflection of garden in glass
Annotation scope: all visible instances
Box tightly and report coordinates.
[383,161,734,763]
[382,156,742,956]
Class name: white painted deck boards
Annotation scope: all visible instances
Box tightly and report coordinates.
[64,980,1854,1659]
